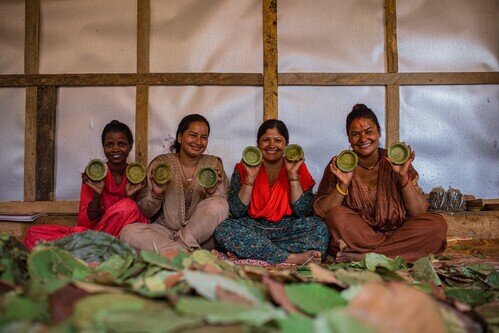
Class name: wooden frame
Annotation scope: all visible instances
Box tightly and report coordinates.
[0,0,497,212]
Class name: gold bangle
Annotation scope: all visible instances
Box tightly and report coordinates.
[289,176,300,182]
[335,183,349,196]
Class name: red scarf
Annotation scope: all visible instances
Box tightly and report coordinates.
[235,162,315,222]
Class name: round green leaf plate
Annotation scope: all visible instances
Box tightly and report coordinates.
[153,163,171,185]
[285,144,304,162]
[126,162,147,184]
[197,167,217,188]
[242,146,262,166]
[388,142,410,165]
[85,159,107,181]
[336,150,358,172]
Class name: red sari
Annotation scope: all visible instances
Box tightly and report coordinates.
[24,166,148,250]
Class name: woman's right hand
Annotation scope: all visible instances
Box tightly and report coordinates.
[329,156,354,188]
[149,167,169,197]
[242,160,261,185]
[82,173,105,196]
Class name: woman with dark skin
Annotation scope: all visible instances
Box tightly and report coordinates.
[24,120,148,250]
[214,120,329,265]
[314,104,447,262]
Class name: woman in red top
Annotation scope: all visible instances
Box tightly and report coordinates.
[24,120,148,250]
[214,119,329,265]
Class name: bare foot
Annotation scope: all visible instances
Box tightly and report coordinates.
[285,250,322,265]
[335,251,364,263]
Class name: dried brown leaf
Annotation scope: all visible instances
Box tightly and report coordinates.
[346,281,446,333]
[308,263,347,288]
[262,276,303,314]
[215,286,255,306]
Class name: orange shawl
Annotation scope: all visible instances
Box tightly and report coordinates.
[235,162,315,222]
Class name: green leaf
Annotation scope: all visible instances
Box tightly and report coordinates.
[438,304,468,333]
[363,253,395,271]
[445,288,493,306]
[334,269,382,286]
[140,251,179,271]
[313,308,374,333]
[0,295,48,324]
[183,270,264,304]
[28,247,91,283]
[412,257,442,285]
[277,313,313,333]
[285,283,346,316]
[144,270,180,293]
[486,271,499,289]
[176,297,284,326]
[45,230,137,263]
[475,302,499,326]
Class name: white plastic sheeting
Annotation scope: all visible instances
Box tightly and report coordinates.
[150,0,262,72]
[278,0,385,72]
[0,88,25,201]
[55,87,136,200]
[148,86,264,177]
[279,86,386,186]
[0,0,24,75]
[39,0,137,73]
[400,85,499,197]
[398,0,499,72]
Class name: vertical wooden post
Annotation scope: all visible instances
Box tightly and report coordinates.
[24,0,40,201]
[263,0,278,120]
[136,0,150,166]
[35,86,57,201]
[384,0,400,146]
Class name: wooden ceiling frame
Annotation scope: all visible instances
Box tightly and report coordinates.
[0,0,497,211]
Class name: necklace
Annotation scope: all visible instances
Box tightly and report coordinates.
[180,162,198,182]
[357,156,380,170]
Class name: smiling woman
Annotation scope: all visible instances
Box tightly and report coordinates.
[24,120,149,250]
[214,119,330,265]
[314,104,447,263]
[119,114,230,254]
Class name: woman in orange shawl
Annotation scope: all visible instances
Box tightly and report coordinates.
[214,120,329,265]
[314,104,447,262]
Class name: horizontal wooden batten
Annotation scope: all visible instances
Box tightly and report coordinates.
[0,201,79,215]
[279,72,499,86]
[0,73,263,87]
[1,72,498,87]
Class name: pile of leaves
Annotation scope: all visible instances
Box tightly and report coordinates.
[0,231,497,333]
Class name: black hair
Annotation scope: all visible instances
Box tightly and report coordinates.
[101,120,134,146]
[346,104,381,135]
[170,114,211,153]
[257,119,289,145]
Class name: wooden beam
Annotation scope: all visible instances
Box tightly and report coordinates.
[386,85,400,145]
[135,0,150,166]
[279,72,499,86]
[0,73,263,87]
[0,201,79,214]
[35,86,57,201]
[137,0,150,74]
[135,85,149,165]
[24,0,40,202]
[384,0,398,73]
[263,0,278,120]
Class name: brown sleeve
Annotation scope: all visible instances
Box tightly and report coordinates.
[313,157,337,218]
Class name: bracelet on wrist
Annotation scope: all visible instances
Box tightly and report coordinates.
[151,191,164,200]
[335,183,349,196]
[289,175,300,182]
[400,176,411,189]
[243,177,254,186]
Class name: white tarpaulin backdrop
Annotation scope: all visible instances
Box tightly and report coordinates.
[0,0,497,201]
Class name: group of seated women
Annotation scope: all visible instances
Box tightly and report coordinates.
[24,104,447,264]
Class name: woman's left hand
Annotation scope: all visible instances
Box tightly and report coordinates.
[205,168,223,195]
[125,179,146,198]
[387,146,416,183]
[284,156,304,179]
